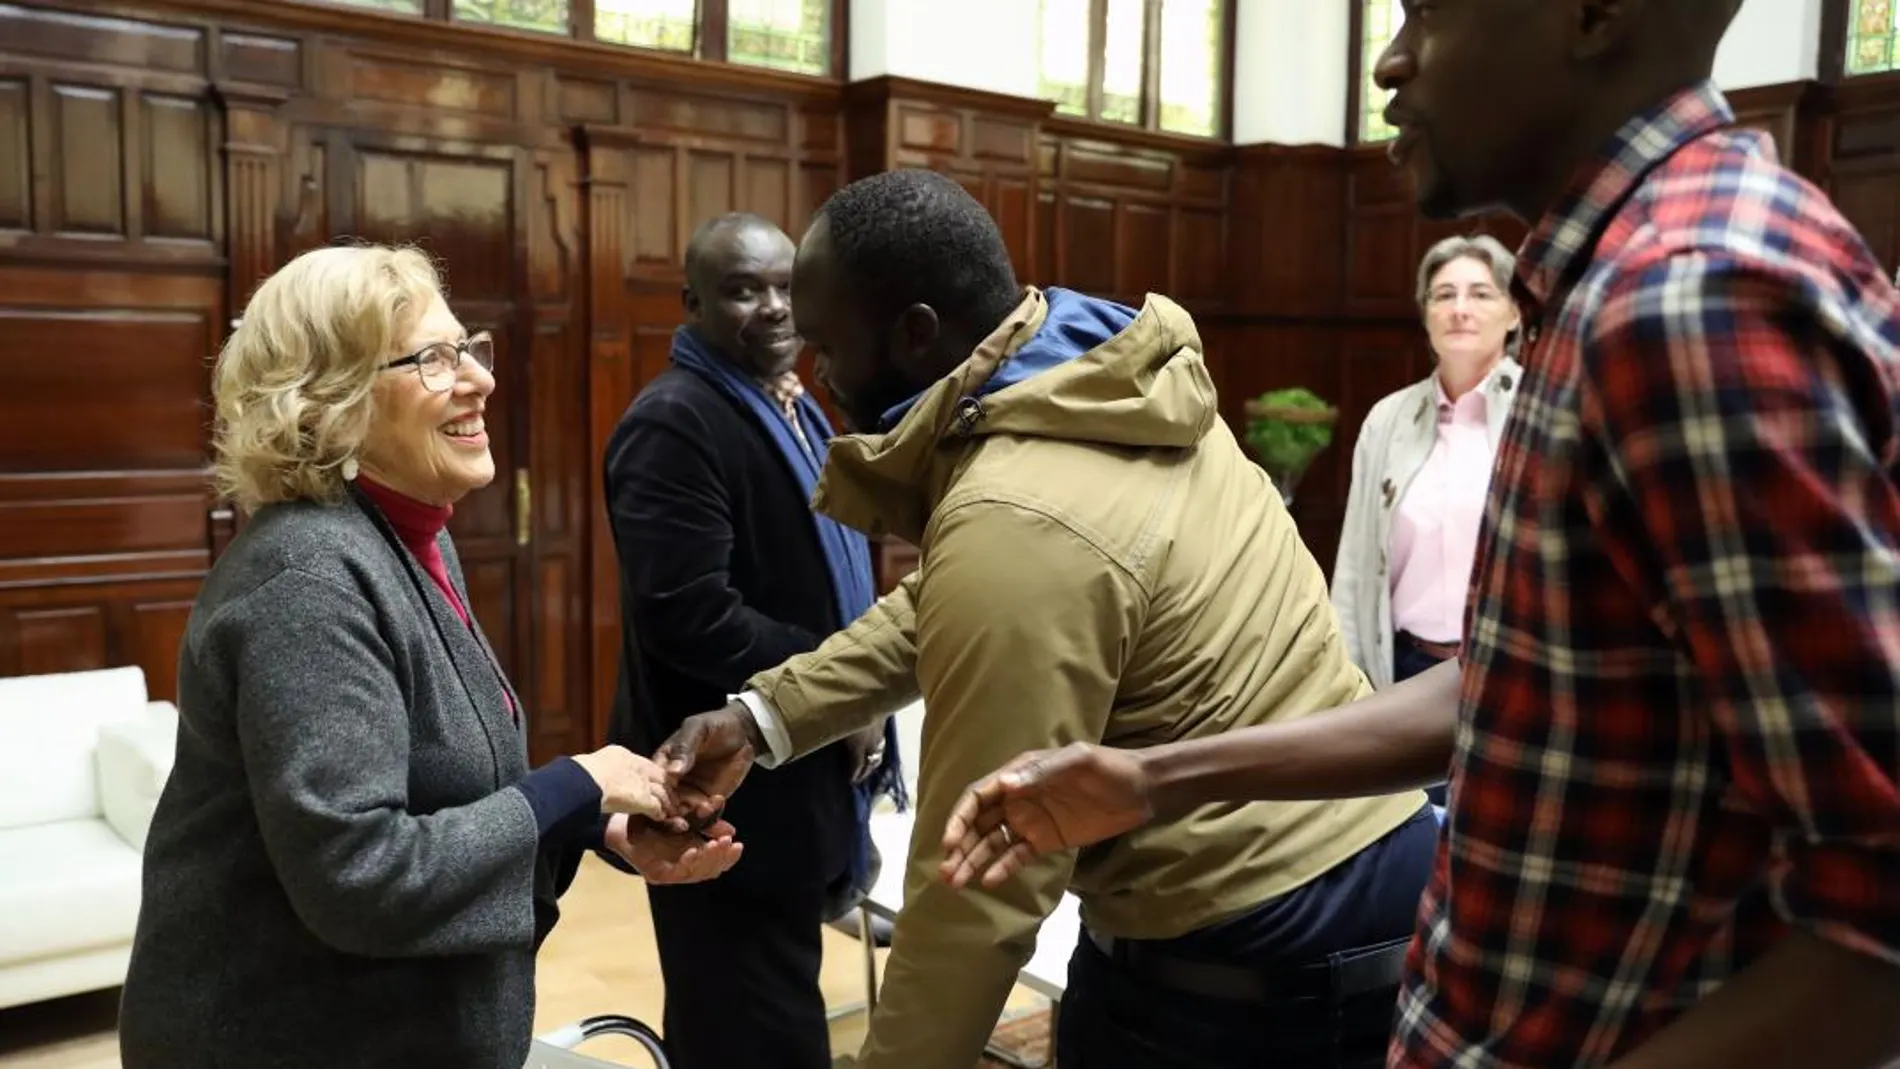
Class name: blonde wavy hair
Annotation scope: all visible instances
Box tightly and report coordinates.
[212,244,443,513]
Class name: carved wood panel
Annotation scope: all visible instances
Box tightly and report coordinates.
[1821,75,1900,273]
[1037,120,1230,311]
[843,78,1047,281]
[0,261,219,699]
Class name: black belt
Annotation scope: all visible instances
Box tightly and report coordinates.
[1396,631,1460,661]
[1086,929,1411,1005]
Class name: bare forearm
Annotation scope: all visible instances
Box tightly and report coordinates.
[1607,929,1900,1069]
[1141,658,1460,815]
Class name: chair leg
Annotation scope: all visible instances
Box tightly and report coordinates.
[856,905,879,1013]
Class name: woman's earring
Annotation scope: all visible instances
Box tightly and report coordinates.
[341,457,359,482]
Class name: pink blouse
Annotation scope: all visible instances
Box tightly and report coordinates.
[1387,377,1496,644]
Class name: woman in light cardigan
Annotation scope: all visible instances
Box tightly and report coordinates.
[1332,236,1523,801]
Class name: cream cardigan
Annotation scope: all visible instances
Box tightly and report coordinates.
[1329,357,1521,688]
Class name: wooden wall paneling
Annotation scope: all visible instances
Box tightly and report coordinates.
[1727,81,1807,167]
[0,578,202,690]
[523,142,589,762]
[1342,148,1421,316]
[1225,144,1345,317]
[0,75,26,232]
[213,76,293,321]
[575,86,830,286]
[0,262,221,698]
[576,122,632,745]
[1819,74,1900,273]
[0,4,224,268]
[797,102,843,222]
[1037,116,1230,311]
[843,77,1050,279]
[0,0,227,697]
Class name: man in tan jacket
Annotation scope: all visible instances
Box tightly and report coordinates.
[657,169,1436,1069]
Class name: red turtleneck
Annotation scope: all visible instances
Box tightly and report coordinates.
[356,477,516,721]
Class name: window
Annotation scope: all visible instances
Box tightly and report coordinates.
[1357,0,1404,142]
[303,0,836,76]
[1156,0,1223,138]
[1846,0,1900,75]
[326,0,425,12]
[728,0,830,76]
[1036,0,1228,139]
[454,0,570,34]
[596,0,697,51]
[1039,0,1090,116]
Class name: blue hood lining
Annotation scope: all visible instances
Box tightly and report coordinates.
[877,288,1139,430]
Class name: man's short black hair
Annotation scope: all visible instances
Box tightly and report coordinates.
[812,170,1021,331]
[683,211,779,290]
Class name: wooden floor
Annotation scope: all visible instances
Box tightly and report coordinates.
[0,854,1050,1068]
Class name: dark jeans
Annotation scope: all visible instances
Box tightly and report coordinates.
[1393,640,1451,806]
[1055,807,1437,1069]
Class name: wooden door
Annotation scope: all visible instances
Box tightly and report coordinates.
[321,127,589,764]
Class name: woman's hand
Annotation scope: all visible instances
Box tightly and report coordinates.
[572,746,675,821]
[603,814,744,884]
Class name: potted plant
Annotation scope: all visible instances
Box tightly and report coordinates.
[1242,387,1339,508]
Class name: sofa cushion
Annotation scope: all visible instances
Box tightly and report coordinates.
[97,703,179,853]
[0,819,143,966]
[0,666,149,829]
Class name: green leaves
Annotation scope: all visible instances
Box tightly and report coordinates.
[1242,387,1337,483]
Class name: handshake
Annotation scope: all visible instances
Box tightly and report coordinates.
[566,700,764,886]
[576,699,1156,893]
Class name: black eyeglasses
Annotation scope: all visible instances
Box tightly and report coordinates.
[383,332,495,392]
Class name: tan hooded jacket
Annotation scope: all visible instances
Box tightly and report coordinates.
[747,287,1427,1069]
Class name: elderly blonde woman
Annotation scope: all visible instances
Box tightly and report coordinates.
[118,244,741,1069]
[1333,235,1522,696]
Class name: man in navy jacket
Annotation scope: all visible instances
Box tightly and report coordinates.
[603,212,903,1069]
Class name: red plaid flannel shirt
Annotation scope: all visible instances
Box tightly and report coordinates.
[1391,83,1900,1068]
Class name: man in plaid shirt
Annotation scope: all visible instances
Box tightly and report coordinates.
[938,1,1900,1066]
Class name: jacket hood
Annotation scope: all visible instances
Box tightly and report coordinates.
[813,286,1218,542]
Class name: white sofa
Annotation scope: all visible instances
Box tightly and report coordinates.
[0,666,178,1010]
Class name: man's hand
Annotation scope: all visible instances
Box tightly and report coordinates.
[939,742,1154,889]
[655,701,763,830]
[844,721,888,785]
[603,813,744,884]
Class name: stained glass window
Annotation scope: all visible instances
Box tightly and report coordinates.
[596,0,697,52]
[453,0,569,34]
[1847,0,1900,75]
[1359,0,1404,142]
[327,0,424,12]
[1039,0,1090,117]
[1157,0,1221,137]
[728,0,829,76]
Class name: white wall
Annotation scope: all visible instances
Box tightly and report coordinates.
[1232,0,1350,146]
[1714,0,1826,89]
[850,0,1823,148]
[849,0,1040,99]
